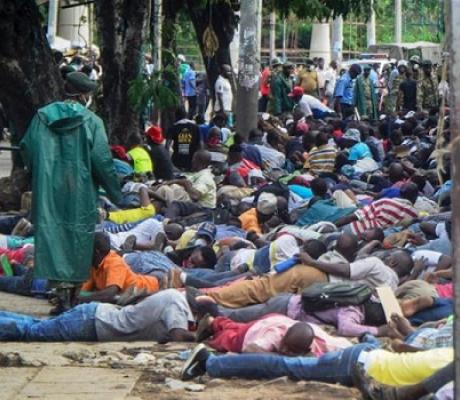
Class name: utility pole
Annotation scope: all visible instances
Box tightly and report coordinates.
[47,0,59,47]
[269,12,276,61]
[152,0,162,72]
[367,0,376,48]
[331,16,343,62]
[236,0,262,139]
[395,0,402,43]
[282,18,287,61]
[448,1,460,398]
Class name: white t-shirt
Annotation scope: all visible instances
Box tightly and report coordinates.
[300,95,333,113]
[316,68,326,89]
[108,218,164,250]
[324,68,337,96]
[214,75,233,112]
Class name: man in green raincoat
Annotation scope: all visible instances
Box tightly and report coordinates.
[353,65,378,120]
[20,72,121,306]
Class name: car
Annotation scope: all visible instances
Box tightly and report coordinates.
[340,57,396,76]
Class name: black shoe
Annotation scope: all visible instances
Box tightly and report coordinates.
[180,343,210,381]
[195,314,214,342]
[195,300,220,318]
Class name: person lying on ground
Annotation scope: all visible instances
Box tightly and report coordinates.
[0,289,195,343]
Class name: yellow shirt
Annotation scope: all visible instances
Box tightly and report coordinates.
[108,204,155,224]
[128,146,153,174]
[367,348,453,386]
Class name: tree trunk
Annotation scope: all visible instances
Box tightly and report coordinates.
[0,0,64,166]
[185,1,236,100]
[94,0,149,144]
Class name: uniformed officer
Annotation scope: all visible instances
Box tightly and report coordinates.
[417,60,439,111]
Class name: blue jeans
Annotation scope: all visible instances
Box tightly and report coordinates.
[207,341,379,386]
[410,298,454,326]
[0,265,48,296]
[0,303,98,341]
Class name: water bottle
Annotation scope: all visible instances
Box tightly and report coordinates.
[274,256,298,274]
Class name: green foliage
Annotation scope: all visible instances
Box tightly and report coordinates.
[128,67,179,113]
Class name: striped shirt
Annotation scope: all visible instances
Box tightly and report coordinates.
[351,198,418,235]
[304,144,337,174]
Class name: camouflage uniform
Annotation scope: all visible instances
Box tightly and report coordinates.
[386,73,404,114]
[417,73,439,111]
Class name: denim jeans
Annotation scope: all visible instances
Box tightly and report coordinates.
[207,341,379,386]
[125,251,176,274]
[0,266,48,296]
[410,298,454,326]
[0,303,98,341]
[0,215,22,235]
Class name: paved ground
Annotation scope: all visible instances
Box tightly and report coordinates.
[0,292,363,400]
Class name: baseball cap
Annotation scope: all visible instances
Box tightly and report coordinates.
[145,125,164,144]
[256,192,277,216]
[197,222,217,243]
[288,86,304,97]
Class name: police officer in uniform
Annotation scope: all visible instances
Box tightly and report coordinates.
[417,60,439,112]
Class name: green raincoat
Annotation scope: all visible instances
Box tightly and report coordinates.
[20,101,121,282]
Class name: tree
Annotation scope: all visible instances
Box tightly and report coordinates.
[0,0,64,156]
[94,0,150,144]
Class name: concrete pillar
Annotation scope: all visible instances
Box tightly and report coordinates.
[47,0,59,47]
[230,11,241,70]
[269,12,276,61]
[153,0,163,71]
[236,0,261,139]
[310,22,331,65]
[367,0,376,48]
[331,17,343,62]
[58,4,90,48]
[395,0,402,43]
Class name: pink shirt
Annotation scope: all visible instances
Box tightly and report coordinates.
[241,314,353,355]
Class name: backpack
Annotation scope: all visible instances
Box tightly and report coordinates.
[301,282,373,312]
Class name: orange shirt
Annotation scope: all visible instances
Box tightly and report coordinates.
[81,251,159,293]
[238,208,262,235]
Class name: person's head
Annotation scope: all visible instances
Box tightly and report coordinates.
[220,64,232,79]
[282,62,295,77]
[317,57,325,69]
[335,233,359,262]
[330,60,338,70]
[310,178,328,198]
[279,322,314,356]
[189,62,195,71]
[372,63,379,72]
[64,71,97,105]
[164,223,184,241]
[360,228,384,243]
[248,128,264,144]
[207,127,221,145]
[213,113,227,128]
[349,64,362,79]
[191,150,211,172]
[271,57,282,71]
[196,222,217,245]
[126,134,142,150]
[422,60,432,75]
[400,182,419,204]
[363,65,371,78]
[397,60,408,74]
[145,125,164,145]
[227,144,243,165]
[305,59,315,71]
[363,301,387,326]
[188,246,217,269]
[92,232,111,267]
[388,162,405,183]
[288,86,304,103]
[53,50,64,65]
[315,131,329,148]
[302,239,327,260]
[256,192,278,218]
[266,130,279,148]
[383,249,414,278]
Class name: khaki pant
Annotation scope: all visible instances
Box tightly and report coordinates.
[208,265,328,308]
[153,184,190,206]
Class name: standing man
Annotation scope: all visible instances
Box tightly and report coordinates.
[334,64,361,119]
[214,64,234,127]
[259,58,282,113]
[417,60,439,112]
[316,57,326,98]
[386,60,407,114]
[354,65,378,120]
[269,61,295,116]
[397,70,417,112]
[409,55,421,81]
[324,60,338,107]
[298,59,319,97]
[182,62,197,119]
[20,72,121,313]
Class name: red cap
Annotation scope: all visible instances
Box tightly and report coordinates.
[145,125,164,144]
[111,145,128,161]
[288,86,304,97]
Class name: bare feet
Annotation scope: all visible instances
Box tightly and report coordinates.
[377,323,404,340]
[391,313,415,336]
[391,338,421,353]
[400,296,434,317]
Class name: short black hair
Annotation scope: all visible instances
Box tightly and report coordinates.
[303,239,327,260]
[199,246,217,269]
[94,232,111,255]
[315,132,329,147]
[310,178,328,197]
[127,134,142,147]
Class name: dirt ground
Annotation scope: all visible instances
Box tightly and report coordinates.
[0,291,363,400]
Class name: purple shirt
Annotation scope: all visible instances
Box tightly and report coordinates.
[287,295,379,337]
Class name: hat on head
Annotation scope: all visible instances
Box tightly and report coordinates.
[197,222,217,243]
[343,128,361,143]
[397,60,408,68]
[404,110,416,119]
[111,145,128,161]
[145,125,164,144]
[65,71,97,94]
[271,57,282,67]
[256,192,277,216]
[409,55,420,64]
[288,86,304,97]
[421,59,432,66]
[283,61,294,68]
